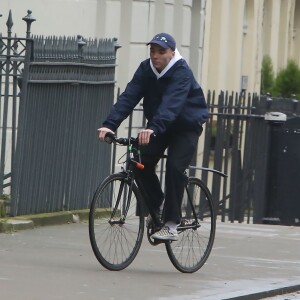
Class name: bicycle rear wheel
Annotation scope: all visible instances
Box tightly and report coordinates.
[89,172,144,271]
[165,177,216,273]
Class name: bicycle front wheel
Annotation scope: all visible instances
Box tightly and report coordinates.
[165,177,216,273]
[89,173,144,271]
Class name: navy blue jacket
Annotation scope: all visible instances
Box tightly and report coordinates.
[103,58,208,135]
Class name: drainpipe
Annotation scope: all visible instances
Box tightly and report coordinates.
[199,0,206,83]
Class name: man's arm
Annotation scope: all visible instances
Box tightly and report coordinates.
[102,64,145,132]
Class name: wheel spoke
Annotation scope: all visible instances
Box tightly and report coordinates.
[165,178,216,273]
[89,174,144,271]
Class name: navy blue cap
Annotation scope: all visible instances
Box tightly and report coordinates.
[147,33,176,51]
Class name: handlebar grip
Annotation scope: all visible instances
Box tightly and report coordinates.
[104,132,115,144]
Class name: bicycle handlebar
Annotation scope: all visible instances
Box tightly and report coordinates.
[104,132,144,170]
[104,132,137,146]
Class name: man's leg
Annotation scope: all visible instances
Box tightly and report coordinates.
[150,129,202,241]
[135,135,167,211]
[163,130,201,224]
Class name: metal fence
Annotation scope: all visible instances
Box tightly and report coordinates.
[1,10,299,221]
[203,91,266,223]
[197,91,300,224]
[124,91,300,224]
[1,10,119,216]
[0,11,28,196]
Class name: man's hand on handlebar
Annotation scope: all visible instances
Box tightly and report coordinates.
[97,127,115,142]
[138,129,154,145]
[97,127,154,146]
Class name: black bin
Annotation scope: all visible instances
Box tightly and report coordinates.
[264,116,300,226]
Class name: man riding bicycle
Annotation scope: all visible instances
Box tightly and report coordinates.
[98,32,208,241]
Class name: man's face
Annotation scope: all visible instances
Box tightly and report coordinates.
[149,44,175,72]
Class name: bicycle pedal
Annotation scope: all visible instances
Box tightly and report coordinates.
[152,239,166,245]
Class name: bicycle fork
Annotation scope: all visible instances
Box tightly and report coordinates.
[109,175,134,226]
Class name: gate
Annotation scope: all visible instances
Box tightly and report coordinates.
[1,10,119,216]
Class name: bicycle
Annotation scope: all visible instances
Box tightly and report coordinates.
[89,132,227,273]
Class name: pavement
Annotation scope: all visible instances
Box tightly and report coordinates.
[0,211,300,300]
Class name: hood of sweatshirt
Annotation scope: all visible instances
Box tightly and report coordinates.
[150,48,183,79]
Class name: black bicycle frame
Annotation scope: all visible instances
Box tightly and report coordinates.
[177,176,201,231]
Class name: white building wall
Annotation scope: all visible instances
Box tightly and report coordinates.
[269,0,281,72]
[2,0,300,95]
[293,0,300,65]
[239,0,264,93]
[2,0,99,37]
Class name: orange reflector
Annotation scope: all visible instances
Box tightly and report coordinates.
[136,162,144,170]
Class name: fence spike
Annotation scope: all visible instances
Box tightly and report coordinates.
[6,10,13,34]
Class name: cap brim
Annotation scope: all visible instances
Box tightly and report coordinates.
[147,41,170,49]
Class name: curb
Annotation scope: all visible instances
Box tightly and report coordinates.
[0,210,90,233]
[0,219,34,232]
[225,284,300,300]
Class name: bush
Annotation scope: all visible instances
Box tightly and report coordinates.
[273,60,300,99]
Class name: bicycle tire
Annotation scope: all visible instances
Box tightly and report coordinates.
[165,177,216,273]
[89,172,144,271]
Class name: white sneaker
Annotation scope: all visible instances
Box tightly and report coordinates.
[151,226,178,241]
